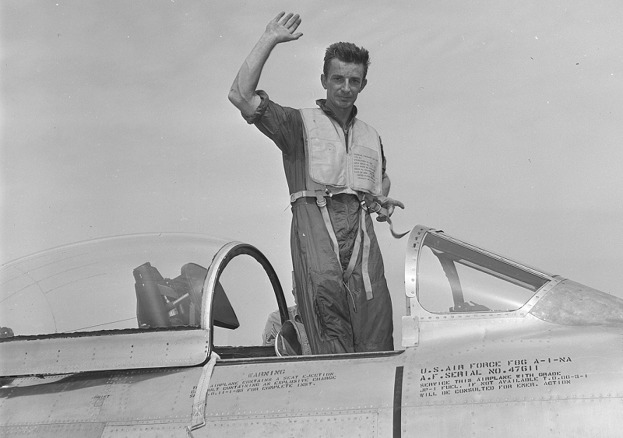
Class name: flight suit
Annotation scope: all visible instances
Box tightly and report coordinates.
[242,91,393,354]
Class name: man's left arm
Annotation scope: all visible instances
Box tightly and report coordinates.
[382,174,391,197]
[376,141,404,221]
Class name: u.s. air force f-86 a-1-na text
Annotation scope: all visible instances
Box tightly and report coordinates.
[1,225,622,437]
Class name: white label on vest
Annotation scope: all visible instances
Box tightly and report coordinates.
[351,146,380,191]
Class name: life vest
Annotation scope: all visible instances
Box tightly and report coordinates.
[293,107,383,200]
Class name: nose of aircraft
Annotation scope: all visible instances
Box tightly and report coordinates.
[529,279,623,326]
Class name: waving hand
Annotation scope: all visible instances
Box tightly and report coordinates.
[266,12,303,44]
[228,12,303,118]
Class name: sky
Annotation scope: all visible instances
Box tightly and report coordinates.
[1,0,622,340]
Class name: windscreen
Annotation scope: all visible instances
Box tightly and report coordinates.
[0,234,229,336]
[417,233,550,314]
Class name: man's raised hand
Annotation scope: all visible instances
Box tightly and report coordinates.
[266,12,303,44]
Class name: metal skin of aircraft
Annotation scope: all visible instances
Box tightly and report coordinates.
[1,225,622,437]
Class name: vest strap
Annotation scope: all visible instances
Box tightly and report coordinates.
[343,206,374,301]
[361,209,373,300]
[291,191,374,302]
[318,198,341,264]
[290,190,320,204]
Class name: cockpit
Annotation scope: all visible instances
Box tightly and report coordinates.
[0,234,292,375]
[2,226,619,377]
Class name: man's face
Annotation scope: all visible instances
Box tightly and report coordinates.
[321,58,367,113]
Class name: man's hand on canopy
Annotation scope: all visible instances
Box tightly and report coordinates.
[375,196,405,222]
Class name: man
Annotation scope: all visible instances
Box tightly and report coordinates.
[228,12,403,354]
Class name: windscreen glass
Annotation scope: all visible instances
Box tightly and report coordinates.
[0,234,229,336]
[417,233,550,314]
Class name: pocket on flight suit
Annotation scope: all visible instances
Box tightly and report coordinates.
[309,269,352,342]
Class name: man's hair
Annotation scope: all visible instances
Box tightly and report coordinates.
[323,42,370,78]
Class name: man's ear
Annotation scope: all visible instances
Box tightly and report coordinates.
[321,74,327,90]
[360,77,368,92]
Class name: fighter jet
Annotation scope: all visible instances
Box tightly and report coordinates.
[1,225,622,437]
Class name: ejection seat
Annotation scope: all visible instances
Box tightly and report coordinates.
[133,262,239,330]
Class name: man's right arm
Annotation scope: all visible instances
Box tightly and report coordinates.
[228,12,303,119]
